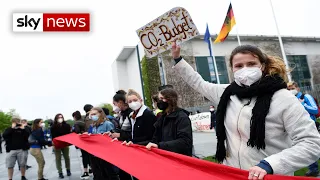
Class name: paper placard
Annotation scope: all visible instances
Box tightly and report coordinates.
[189,112,214,132]
[136,7,199,58]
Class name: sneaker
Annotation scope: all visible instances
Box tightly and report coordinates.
[89,169,93,174]
[21,176,28,180]
[59,173,64,179]
[67,170,71,176]
[305,170,319,177]
[80,172,89,180]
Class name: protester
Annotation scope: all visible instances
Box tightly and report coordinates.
[51,114,72,179]
[170,43,320,178]
[30,118,51,180]
[41,124,47,150]
[110,90,133,180]
[122,89,157,146]
[3,118,30,180]
[209,105,216,130]
[111,90,133,141]
[287,81,320,177]
[83,104,94,132]
[85,107,119,180]
[146,88,193,156]
[152,94,162,118]
[102,107,120,129]
[21,119,32,169]
[72,110,92,179]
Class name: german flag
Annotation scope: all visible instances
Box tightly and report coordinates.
[214,3,236,43]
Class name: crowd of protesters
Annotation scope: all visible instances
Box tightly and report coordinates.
[2,44,320,180]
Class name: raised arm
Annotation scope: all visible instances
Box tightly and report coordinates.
[171,43,228,104]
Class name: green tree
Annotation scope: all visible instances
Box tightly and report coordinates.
[0,110,13,132]
[141,55,161,109]
[99,103,114,116]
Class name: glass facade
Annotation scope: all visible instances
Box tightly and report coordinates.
[195,56,229,84]
[287,55,311,87]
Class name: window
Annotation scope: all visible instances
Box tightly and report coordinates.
[287,55,311,87]
[195,56,229,84]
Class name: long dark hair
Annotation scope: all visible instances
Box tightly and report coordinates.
[113,90,129,111]
[53,113,65,126]
[32,119,42,131]
[159,88,178,114]
[113,90,126,102]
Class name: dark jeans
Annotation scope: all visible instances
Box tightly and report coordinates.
[90,155,119,180]
[118,168,132,180]
[80,149,90,169]
[309,161,319,172]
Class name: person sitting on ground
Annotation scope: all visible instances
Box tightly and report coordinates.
[3,118,30,180]
[170,42,320,179]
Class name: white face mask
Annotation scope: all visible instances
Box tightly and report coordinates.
[40,123,45,127]
[234,67,262,86]
[58,118,63,123]
[113,106,120,113]
[290,89,298,95]
[113,114,118,118]
[152,103,156,109]
[210,108,214,112]
[129,101,142,111]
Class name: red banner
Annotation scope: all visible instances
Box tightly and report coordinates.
[53,133,314,180]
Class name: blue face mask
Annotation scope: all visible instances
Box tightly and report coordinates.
[91,115,99,121]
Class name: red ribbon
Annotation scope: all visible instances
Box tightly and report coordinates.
[53,133,314,180]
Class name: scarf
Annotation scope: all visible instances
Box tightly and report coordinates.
[215,75,287,162]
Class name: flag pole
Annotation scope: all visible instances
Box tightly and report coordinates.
[235,24,241,46]
[230,0,241,46]
[209,37,220,84]
[269,0,292,82]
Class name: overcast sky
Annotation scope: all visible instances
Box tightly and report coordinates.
[0,0,319,120]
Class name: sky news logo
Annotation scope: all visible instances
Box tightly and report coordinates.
[12,13,90,32]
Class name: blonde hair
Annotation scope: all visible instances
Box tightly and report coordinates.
[264,55,289,82]
[230,45,290,82]
[90,107,108,126]
[127,89,142,100]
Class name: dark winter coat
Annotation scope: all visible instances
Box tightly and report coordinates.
[152,108,193,156]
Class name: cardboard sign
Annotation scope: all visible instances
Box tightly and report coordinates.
[189,112,214,132]
[136,7,199,58]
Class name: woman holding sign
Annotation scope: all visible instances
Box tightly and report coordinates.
[170,42,320,179]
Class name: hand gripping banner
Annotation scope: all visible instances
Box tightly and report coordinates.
[53,133,314,180]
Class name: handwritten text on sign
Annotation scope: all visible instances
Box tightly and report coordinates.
[189,112,214,132]
[136,7,199,58]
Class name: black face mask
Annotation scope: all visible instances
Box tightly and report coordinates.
[157,100,169,111]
